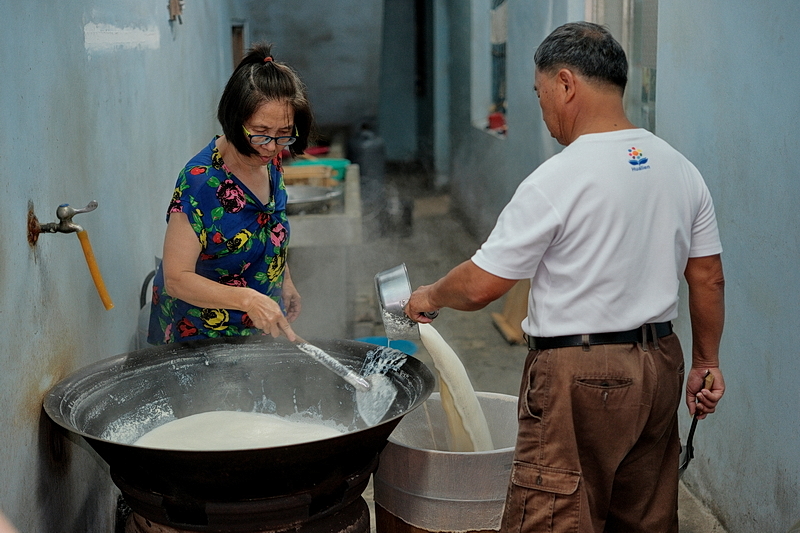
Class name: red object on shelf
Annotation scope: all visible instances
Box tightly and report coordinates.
[306,146,331,156]
[488,112,506,131]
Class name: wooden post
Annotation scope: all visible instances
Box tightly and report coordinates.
[491,279,529,345]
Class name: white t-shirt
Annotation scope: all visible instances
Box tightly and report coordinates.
[471,129,722,337]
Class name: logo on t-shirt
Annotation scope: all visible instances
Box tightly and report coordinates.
[628,147,651,171]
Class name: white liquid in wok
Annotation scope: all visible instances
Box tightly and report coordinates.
[418,323,494,452]
[134,411,344,451]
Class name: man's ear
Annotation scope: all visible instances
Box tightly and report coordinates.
[557,68,578,102]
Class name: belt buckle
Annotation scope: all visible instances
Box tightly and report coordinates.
[525,334,542,351]
[525,334,536,350]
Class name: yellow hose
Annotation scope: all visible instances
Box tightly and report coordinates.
[77,230,114,310]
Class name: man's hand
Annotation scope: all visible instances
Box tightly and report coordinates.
[686,367,725,419]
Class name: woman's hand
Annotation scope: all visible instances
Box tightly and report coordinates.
[241,288,297,340]
[282,267,302,323]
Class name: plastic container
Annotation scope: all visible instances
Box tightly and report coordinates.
[374,392,518,532]
[355,336,418,356]
[288,158,351,180]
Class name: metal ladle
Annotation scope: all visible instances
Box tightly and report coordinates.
[292,336,397,427]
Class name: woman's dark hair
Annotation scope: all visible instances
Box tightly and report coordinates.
[534,22,628,93]
[217,43,315,157]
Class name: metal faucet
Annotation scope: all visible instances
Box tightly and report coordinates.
[29,199,114,310]
[38,201,98,234]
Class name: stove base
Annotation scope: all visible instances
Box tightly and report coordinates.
[126,496,370,533]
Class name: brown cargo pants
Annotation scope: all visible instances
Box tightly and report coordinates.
[499,334,684,533]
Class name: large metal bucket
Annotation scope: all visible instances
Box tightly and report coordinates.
[374,392,518,532]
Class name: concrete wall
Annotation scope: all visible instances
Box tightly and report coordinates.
[0,1,235,530]
[0,2,393,528]
[379,0,419,161]
[234,0,426,164]
[658,2,800,531]
[442,0,800,530]
[241,0,384,130]
[443,0,583,239]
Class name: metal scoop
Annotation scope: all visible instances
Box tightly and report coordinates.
[292,336,397,427]
[679,371,715,477]
[375,263,438,339]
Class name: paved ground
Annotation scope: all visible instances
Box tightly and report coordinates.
[344,170,726,532]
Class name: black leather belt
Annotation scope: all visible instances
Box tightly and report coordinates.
[527,322,673,351]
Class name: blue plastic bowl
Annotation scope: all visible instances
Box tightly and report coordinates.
[355,336,418,356]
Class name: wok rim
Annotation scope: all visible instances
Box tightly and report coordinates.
[42,335,435,453]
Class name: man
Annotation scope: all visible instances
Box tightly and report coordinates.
[406,22,725,532]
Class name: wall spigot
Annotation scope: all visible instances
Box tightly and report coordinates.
[38,201,98,234]
[28,200,114,310]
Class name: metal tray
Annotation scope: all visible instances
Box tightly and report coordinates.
[286,185,343,215]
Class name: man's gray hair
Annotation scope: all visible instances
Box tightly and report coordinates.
[534,22,628,92]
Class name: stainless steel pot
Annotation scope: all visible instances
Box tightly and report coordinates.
[285,185,343,214]
[43,336,434,531]
[375,263,438,340]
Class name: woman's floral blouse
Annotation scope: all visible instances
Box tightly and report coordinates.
[148,137,290,344]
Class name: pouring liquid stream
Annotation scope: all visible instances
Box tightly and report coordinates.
[416,323,494,452]
[375,263,485,447]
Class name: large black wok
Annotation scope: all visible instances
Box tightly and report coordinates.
[43,336,434,530]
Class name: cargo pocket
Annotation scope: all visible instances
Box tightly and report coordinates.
[522,351,545,420]
[501,461,581,533]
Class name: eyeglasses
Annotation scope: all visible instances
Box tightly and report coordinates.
[242,125,298,146]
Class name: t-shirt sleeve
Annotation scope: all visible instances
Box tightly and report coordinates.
[688,180,723,258]
[471,178,562,280]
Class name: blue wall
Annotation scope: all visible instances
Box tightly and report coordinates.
[241,0,384,130]
[379,0,419,161]
[443,0,583,238]
[0,1,234,529]
[0,1,398,527]
[658,2,800,531]
[0,1,397,528]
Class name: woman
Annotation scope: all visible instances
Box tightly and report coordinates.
[148,43,312,344]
